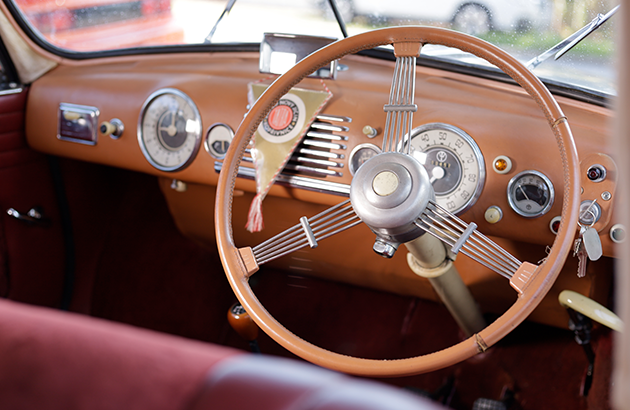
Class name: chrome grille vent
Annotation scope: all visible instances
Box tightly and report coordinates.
[240,114,350,179]
[283,114,350,178]
[215,114,352,197]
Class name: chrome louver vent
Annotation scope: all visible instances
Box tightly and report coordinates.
[215,114,352,197]
[282,114,349,178]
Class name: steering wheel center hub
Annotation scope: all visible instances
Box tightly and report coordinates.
[373,171,399,196]
[350,152,434,243]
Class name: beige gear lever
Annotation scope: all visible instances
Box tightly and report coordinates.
[559,290,622,332]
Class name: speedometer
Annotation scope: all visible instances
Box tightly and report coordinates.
[138,88,202,172]
[406,123,485,214]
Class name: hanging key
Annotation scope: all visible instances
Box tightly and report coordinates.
[574,237,588,278]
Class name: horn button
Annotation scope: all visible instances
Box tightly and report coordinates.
[350,152,434,245]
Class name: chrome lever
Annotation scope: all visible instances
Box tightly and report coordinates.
[6,207,49,226]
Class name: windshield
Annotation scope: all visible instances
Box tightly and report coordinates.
[8,0,617,96]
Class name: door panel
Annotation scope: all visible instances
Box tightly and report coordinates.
[0,88,66,307]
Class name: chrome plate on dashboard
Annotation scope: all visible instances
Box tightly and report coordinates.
[138,88,202,172]
[405,123,485,214]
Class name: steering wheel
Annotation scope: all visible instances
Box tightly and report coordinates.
[215,26,580,377]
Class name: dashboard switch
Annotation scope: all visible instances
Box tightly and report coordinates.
[484,206,503,224]
[587,164,606,182]
[610,224,626,243]
[362,125,378,138]
[549,216,562,235]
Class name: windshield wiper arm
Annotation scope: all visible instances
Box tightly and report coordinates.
[204,0,237,43]
[328,0,348,38]
[526,5,619,70]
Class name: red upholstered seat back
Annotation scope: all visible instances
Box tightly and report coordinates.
[0,300,445,410]
[0,299,241,410]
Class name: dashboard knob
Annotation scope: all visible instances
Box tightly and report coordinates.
[484,206,503,224]
[228,303,259,342]
[362,125,378,138]
[99,118,124,139]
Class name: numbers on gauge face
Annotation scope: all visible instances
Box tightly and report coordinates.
[138,89,202,172]
[406,123,485,215]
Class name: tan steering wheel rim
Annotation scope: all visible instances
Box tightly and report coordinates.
[215,26,580,377]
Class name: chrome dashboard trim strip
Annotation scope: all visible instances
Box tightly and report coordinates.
[214,162,350,197]
[284,163,342,177]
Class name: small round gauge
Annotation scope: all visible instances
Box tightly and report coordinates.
[406,123,485,214]
[349,143,381,175]
[204,123,234,159]
[507,170,555,218]
[138,88,202,172]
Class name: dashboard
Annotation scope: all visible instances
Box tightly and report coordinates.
[24,50,617,327]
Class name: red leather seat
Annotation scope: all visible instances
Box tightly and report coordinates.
[0,299,445,410]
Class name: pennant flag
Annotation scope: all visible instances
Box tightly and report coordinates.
[246,81,332,232]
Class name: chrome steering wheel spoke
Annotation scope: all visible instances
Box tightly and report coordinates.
[382,56,417,154]
[244,199,362,269]
[415,200,525,280]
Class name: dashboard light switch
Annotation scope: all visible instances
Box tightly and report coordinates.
[362,125,378,138]
[484,206,502,224]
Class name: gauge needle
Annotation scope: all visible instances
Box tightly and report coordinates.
[168,110,177,136]
[429,167,445,183]
[159,111,178,137]
[518,185,530,201]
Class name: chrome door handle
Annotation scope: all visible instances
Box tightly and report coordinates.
[6,207,49,226]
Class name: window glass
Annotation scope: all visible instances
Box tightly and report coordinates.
[7,0,617,95]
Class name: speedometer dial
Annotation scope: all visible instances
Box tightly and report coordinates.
[406,123,485,214]
[138,88,202,172]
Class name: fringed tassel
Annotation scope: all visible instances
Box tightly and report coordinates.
[245,194,264,233]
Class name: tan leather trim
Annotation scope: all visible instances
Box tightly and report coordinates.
[0,2,63,64]
[215,27,581,376]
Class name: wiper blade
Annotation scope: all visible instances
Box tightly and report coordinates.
[204,0,237,44]
[526,5,619,70]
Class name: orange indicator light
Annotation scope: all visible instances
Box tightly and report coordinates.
[494,158,508,172]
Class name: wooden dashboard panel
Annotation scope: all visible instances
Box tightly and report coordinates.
[24,50,617,327]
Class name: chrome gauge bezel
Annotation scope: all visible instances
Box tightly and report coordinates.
[138,88,202,172]
[507,170,555,218]
[348,143,382,175]
[204,123,235,160]
[406,123,485,215]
